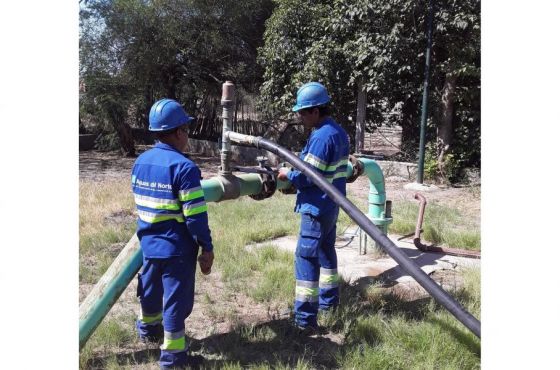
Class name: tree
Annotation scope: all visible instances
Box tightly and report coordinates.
[80,0,274,153]
[259,0,480,180]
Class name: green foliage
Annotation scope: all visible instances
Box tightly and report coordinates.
[259,0,480,171]
[80,0,275,141]
[423,142,461,182]
[94,131,121,151]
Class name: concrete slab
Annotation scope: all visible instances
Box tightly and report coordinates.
[404,182,440,192]
[248,226,480,300]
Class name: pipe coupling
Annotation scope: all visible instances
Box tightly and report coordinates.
[221,81,235,106]
[217,174,241,201]
[347,155,365,183]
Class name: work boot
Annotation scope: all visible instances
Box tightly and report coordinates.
[138,324,164,344]
[159,354,204,369]
[139,331,163,344]
[292,322,326,337]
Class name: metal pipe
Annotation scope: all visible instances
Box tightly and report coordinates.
[417,0,435,184]
[227,132,481,338]
[413,193,481,259]
[220,81,235,175]
[358,158,393,235]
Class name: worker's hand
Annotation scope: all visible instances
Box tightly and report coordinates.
[277,167,290,181]
[197,250,214,275]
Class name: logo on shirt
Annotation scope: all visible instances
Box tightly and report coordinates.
[132,176,173,191]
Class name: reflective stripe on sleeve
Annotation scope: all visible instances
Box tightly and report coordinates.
[304,154,349,178]
[137,210,184,223]
[134,194,180,211]
[303,153,328,171]
[183,201,208,217]
[179,186,205,202]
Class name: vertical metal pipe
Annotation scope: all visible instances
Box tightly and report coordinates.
[417,0,434,184]
[220,81,235,175]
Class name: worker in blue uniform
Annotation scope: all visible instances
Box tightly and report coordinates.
[278,82,350,332]
[131,98,214,369]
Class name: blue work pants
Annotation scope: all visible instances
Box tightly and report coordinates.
[136,255,197,369]
[294,209,340,328]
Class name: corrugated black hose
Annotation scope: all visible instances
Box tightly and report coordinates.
[252,136,481,338]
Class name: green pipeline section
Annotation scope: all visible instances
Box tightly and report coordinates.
[78,158,390,350]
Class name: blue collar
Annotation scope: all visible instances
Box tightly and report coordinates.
[155,142,181,153]
[315,116,333,130]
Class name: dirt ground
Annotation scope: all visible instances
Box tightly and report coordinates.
[79,148,480,368]
[79,147,480,220]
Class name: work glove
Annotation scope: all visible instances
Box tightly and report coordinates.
[197,250,214,275]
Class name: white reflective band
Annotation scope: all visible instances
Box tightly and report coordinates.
[183,201,206,210]
[320,267,338,275]
[296,280,319,288]
[179,186,204,201]
[319,281,339,289]
[164,330,185,340]
[137,210,184,223]
[304,153,329,171]
[134,194,180,210]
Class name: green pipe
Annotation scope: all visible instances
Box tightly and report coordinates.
[417,0,434,184]
[79,173,264,349]
[357,157,393,238]
[79,158,387,349]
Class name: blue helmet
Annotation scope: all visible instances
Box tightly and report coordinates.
[148,98,194,132]
[292,82,331,112]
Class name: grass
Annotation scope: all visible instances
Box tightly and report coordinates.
[80,313,140,369]
[79,179,137,284]
[389,199,481,251]
[79,176,480,369]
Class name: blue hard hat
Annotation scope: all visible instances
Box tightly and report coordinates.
[292,82,331,112]
[148,98,194,132]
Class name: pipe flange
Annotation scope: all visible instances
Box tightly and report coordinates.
[277,162,297,194]
[347,155,364,183]
[249,167,276,201]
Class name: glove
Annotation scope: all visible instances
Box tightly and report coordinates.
[197,250,214,275]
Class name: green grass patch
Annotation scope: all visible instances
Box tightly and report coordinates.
[80,177,480,369]
[389,199,480,250]
[79,314,137,369]
[79,179,137,284]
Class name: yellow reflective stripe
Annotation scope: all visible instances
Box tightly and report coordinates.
[138,210,184,223]
[295,286,319,297]
[325,158,347,172]
[134,195,181,211]
[161,336,185,351]
[304,153,328,171]
[139,312,162,324]
[305,154,349,173]
[179,187,204,201]
[332,171,347,180]
[183,203,208,217]
[320,274,340,284]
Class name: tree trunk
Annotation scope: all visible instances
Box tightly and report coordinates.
[108,106,136,157]
[437,73,457,179]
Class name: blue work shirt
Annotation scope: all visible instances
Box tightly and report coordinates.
[131,142,213,258]
[287,117,350,216]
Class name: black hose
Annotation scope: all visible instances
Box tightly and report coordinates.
[254,137,481,338]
